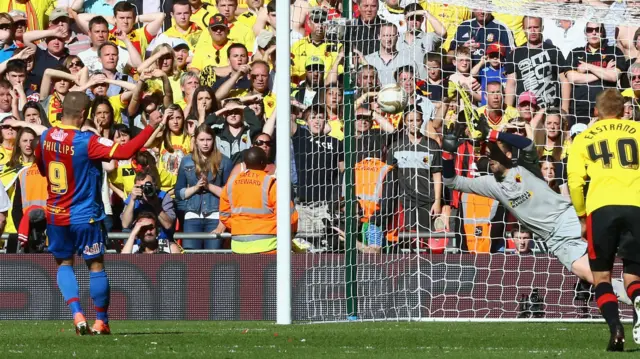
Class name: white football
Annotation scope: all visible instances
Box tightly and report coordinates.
[377,84,408,114]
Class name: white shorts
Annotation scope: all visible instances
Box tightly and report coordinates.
[546,208,588,271]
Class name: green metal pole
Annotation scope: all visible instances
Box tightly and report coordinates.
[342,0,358,321]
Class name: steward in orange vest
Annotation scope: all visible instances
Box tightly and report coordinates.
[12,162,48,228]
[220,147,298,254]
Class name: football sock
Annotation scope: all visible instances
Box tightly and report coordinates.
[595,282,622,334]
[57,265,83,316]
[626,280,640,323]
[89,270,110,323]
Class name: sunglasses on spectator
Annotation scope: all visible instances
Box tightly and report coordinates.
[0,24,11,31]
[254,139,273,146]
[585,26,600,33]
[69,60,84,68]
[356,115,372,121]
[52,18,70,25]
[1,125,15,130]
[631,75,640,81]
[14,20,27,27]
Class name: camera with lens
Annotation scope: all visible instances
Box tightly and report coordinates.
[140,181,157,198]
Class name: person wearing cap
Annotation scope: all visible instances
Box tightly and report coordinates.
[364,22,417,86]
[190,13,233,71]
[149,0,202,53]
[74,1,165,60]
[396,4,445,71]
[75,16,141,74]
[2,0,55,32]
[252,29,275,66]
[516,91,545,127]
[292,55,324,107]
[290,6,341,83]
[471,42,506,107]
[0,13,18,63]
[8,10,26,45]
[451,10,514,63]
[505,16,565,110]
[195,0,255,54]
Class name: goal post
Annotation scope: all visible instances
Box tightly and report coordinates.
[276,0,293,325]
[283,0,638,323]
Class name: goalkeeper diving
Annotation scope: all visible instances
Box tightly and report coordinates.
[440,114,630,304]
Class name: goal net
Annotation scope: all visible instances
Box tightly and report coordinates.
[290,0,639,321]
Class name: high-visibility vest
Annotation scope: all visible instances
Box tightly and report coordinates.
[18,163,48,210]
[461,192,498,253]
[355,158,392,222]
[220,169,298,254]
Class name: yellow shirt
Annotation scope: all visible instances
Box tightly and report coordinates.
[567,119,640,216]
[161,23,203,51]
[190,39,233,70]
[236,10,258,29]
[151,73,184,104]
[44,92,63,127]
[108,94,127,125]
[1,0,55,31]
[0,145,13,174]
[108,27,154,59]
[190,2,217,32]
[477,105,520,129]
[228,22,256,55]
[229,89,276,118]
[420,3,470,52]
[622,88,637,98]
[296,116,344,140]
[290,37,343,82]
[492,12,526,47]
[110,160,176,195]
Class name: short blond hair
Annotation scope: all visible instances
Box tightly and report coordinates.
[595,88,625,119]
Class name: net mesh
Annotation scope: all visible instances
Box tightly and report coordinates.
[293,0,639,321]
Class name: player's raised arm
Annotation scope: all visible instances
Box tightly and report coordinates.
[88,109,167,161]
[441,124,497,199]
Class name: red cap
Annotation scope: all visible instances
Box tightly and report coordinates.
[517,91,538,106]
[486,42,506,57]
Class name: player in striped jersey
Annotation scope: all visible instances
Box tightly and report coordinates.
[35,92,166,335]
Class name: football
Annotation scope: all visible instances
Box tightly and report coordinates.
[377,84,408,114]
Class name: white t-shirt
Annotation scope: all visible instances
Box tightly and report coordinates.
[0,181,11,212]
[77,47,130,73]
[542,19,587,59]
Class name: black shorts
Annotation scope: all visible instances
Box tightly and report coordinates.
[586,205,640,272]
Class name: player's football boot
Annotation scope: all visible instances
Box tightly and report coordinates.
[74,313,91,336]
[633,296,640,344]
[91,320,111,335]
[607,325,625,352]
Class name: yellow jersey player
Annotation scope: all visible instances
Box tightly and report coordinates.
[567,88,640,351]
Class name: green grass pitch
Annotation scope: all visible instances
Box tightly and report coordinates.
[0,321,638,358]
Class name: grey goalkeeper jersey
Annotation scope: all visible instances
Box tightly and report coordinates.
[444,164,572,241]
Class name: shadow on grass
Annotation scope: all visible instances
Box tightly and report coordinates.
[113,331,186,336]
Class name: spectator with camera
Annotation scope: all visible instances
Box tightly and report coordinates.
[122,212,182,254]
[121,170,177,239]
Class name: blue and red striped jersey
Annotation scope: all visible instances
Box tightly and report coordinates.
[36,125,120,226]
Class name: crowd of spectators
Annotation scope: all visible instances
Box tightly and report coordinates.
[0,0,638,255]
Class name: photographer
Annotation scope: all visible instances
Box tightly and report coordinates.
[122,212,182,254]
[121,170,177,239]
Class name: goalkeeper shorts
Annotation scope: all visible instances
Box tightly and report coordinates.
[547,208,587,271]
